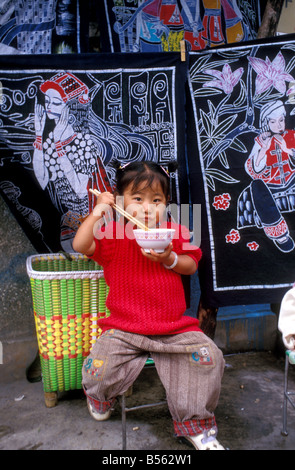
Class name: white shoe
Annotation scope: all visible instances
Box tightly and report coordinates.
[87,399,112,421]
[185,427,224,450]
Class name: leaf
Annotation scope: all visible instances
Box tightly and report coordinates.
[194,88,223,97]
[215,114,237,137]
[219,50,252,59]
[205,168,240,185]
[200,108,212,135]
[191,74,214,84]
[282,43,295,53]
[218,151,229,169]
[189,56,212,79]
[285,56,295,74]
[207,100,216,120]
[203,58,239,71]
[200,136,211,152]
[229,137,248,153]
[234,80,247,107]
[205,173,216,191]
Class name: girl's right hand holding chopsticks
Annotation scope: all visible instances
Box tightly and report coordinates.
[73,190,115,256]
[92,191,115,220]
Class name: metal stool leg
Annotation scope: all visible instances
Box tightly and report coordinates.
[282,353,289,436]
[121,396,167,450]
[122,393,127,450]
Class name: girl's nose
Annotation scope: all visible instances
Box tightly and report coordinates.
[142,202,152,213]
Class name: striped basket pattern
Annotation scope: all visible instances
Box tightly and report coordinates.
[26,253,110,393]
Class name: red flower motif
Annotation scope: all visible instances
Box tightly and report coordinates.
[225,229,240,244]
[247,241,259,251]
[212,193,231,210]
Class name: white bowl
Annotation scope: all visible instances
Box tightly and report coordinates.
[133,228,175,253]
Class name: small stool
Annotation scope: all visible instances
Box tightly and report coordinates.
[282,350,295,436]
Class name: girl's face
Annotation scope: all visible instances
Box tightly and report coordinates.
[45,89,66,120]
[122,179,167,228]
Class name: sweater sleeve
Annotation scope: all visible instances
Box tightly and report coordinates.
[172,223,202,267]
[87,221,116,267]
[278,287,295,350]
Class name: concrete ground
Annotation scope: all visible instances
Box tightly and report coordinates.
[1,350,295,451]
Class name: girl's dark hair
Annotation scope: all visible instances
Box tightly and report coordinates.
[112,160,178,199]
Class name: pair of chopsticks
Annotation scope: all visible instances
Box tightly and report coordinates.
[89,188,150,231]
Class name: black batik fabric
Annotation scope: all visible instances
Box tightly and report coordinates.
[0,53,188,253]
[187,35,295,307]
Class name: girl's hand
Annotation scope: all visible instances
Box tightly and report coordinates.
[141,243,198,275]
[73,191,115,256]
[141,243,174,265]
[34,99,46,136]
[92,191,115,219]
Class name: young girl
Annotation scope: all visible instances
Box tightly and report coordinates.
[73,161,225,450]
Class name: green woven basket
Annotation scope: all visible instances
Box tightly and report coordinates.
[26,253,110,394]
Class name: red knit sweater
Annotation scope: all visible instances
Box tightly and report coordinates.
[89,221,202,335]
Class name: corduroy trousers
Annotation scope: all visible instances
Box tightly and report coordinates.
[82,329,225,436]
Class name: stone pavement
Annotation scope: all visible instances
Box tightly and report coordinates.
[1,351,295,451]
